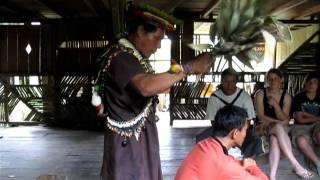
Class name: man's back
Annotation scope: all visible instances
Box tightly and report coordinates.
[175,138,268,180]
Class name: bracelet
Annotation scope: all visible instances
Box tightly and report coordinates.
[182,64,193,74]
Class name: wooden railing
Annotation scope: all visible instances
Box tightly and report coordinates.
[0,75,54,125]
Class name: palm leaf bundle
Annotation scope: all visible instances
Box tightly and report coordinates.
[191,0,291,69]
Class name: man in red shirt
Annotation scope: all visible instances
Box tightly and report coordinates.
[175,106,268,180]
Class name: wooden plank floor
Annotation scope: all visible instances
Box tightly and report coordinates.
[0,112,319,180]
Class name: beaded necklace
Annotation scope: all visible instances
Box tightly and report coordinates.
[119,38,155,73]
[95,38,156,140]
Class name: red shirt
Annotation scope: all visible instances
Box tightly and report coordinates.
[175,138,268,180]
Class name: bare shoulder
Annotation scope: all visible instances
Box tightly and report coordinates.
[255,89,264,98]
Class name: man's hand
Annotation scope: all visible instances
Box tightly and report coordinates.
[242,158,257,169]
[185,52,214,74]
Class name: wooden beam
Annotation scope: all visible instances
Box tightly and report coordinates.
[263,0,287,14]
[276,1,320,19]
[83,0,110,17]
[0,0,39,17]
[83,0,98,16]
[291,2,320,19]
[37,0,66,18]
[0,5,16,14]
[280,19,320,24]
[164,0,185,13]
[270,0,308,16]
[100,0,110,9]
[192,18,320,25]
[201,0,220,18]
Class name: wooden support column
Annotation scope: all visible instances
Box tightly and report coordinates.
[168,25,181,62]
[317,31,320,72]
[169,19,194,125]
[168,25,181,126]
[4,87,9,124]
[316,31,320,95]
[180,20,194,64]
[109,0,126,38]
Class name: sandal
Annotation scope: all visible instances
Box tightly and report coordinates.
[292,169,314,179]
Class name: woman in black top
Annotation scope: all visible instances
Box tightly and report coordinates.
[255,68,313,180]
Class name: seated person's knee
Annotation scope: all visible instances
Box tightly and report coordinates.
[295,135,308,146]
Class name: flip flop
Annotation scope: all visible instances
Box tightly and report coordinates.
[292,169,314,179]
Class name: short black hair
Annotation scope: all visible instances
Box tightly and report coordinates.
[305,72,319,83]
[212,105,248,137]
[221,68,238,81]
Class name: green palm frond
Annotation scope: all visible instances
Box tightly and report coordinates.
[190,0,292,70]
[236,52,254,69]
[228,0,240,36]
[263,17,292,41]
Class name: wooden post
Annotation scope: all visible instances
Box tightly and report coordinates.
[317,31,320,72]
[4,87,9,124]
[181,19,194,64]
[109,0,126,38]
[167,28,181,126]
[227,56,232,69]
[168,25,181,62]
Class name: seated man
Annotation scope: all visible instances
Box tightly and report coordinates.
[291,72,320,176]
[175,106,268,180]
[197,68,263,158]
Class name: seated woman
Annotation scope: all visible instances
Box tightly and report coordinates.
[254,68,313,180]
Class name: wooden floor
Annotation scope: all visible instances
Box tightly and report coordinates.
[0,112,319,180]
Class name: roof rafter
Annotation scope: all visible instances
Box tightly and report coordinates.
[270,0,308,16]
[201,0,220,18]
[100,0,110,9]
[291,2,320,19]
[38,0,70,18]
[0,5,16,14]
[164,0,186,13]
[0,0,39,17]
[83,0,98,16]
[277,0,320,19]
[83,0,110,17]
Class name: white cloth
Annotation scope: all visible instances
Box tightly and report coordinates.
[205,88,255,120]
[228,147,244,160]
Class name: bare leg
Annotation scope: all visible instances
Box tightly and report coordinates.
[269,135,280,180]
[314,132,320,175]
[296,135,320,164]
[269,124,310,175]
